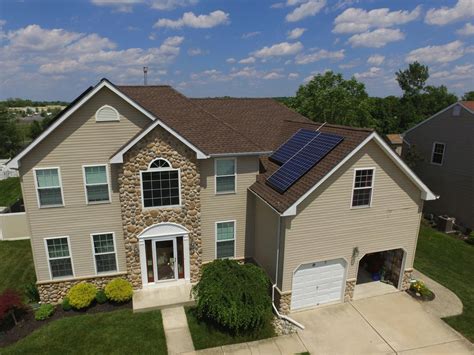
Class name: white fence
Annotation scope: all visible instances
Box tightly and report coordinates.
[0,212,30,241]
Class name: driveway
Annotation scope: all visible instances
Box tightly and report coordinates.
[291,292,473,354]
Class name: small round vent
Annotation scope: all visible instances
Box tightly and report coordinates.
[95,105,119,122]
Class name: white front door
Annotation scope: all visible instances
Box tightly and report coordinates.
[153,238,178,282]
[292,258,346,310]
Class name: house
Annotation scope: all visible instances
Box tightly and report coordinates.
[402,101,474,230]
[386,134,403,155]
[7,79,435,313]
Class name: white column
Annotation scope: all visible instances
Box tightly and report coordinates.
[183,234,191,281]
[138,238,148,287]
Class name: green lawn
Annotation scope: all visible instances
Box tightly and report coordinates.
[185,307,275,350]
[0,177,22,207]
[414,223,474,342]
[2,309,167,354]
[0,240,36,293]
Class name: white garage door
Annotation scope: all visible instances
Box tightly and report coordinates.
[292,258,346,310]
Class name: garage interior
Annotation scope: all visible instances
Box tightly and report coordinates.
[354,248,404,300]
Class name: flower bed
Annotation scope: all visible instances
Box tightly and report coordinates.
[406,280,435,301]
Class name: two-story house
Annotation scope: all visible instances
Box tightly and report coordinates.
[402,101,474,230]
[7,79,435,313]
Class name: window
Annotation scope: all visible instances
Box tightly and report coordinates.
[83,165,110,203]
[92,233,117,273]
[45,237,73,278]
[452,105,461,116]
[431,142,445,165]
[215,159,236,194]
[351,169,374,208]
[95,105,119,122]
[35,168,64,207]
[141,159,181,208]
[216,221,235,259]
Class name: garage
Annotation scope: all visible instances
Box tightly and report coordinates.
[291,258,346,310]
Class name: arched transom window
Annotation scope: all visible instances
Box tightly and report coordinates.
[140,158,181,208]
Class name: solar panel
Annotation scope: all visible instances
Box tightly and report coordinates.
[269,129,320,165]
[267,132,344,193]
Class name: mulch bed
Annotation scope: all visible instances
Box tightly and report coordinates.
[406,289,436,302]
[0,301,131,348]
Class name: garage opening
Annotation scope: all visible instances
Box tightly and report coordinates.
[354,248,404,300]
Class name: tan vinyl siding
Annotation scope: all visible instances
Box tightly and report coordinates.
[0,213,31,240]
[404,105,474,228]
[19,87,149,281]
[200,156,259,261]
[281,140,423,292]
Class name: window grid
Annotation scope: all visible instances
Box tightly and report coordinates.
[92,233,117,273]
[431,143,445,165]
[216,221,235,259]
[149,159,170,169]
[84,165,110,203]
[215,159,236,194]
[141,166,181,208]
[35,168,63,207]
[46,237,73,278]
[352,169,374,208]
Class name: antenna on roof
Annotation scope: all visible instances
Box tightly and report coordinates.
[143,66,148,86]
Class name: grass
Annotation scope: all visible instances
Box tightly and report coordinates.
[185,307,275,350]
[0,240,36,294]
[2,309,167,354]
[414,223,474,342]
[0,177,22,207]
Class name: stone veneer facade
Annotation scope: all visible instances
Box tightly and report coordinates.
[274,288,292,315]
[118,125,202,289]
[344,279,356,302]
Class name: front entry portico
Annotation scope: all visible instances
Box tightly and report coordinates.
[138,223,191,287]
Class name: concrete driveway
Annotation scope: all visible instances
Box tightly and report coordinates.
[291,292,473,354]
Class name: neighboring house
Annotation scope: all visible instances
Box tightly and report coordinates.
[0,159,19,180]
[7,79,435,313]
[402,101,474,230]
[386,134,403,155]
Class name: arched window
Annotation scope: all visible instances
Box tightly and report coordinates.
[95,105,120,122]
[141,158,181,208]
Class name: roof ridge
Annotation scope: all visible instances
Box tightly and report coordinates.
[117,85,172,88]
[191,97,275,100]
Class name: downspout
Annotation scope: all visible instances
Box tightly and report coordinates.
[271,214,305,330]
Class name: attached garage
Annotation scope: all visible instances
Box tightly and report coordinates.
[291,258,347,310]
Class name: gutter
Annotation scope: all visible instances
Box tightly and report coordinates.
[209,151,273,158]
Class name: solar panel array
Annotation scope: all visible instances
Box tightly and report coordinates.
[267,132,344,193]
[269,129,320,165]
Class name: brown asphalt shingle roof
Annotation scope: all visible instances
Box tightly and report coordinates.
[461,101,474,111]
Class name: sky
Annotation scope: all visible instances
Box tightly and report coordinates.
[0,0,473,101]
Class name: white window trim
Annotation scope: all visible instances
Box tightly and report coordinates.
[140,159,182,210]
[148,158,172,169]
[430,142,445,166]
[33,167,65,209]
[214,157,237,195]
[82,164,112,205]
[215,220,237,259]
[350,167,376,209]
[90,232,119,275]
[95,105,120,122]
[44,236,75,280]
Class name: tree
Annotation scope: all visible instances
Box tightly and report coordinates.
[292,71,374,128]
[462,91,474,101]
[368,96,401,134]
[396,61,429,97]
[0,104,22,158]
[420,85,457,117]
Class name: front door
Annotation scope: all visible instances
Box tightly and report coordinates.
[154,239,177,282]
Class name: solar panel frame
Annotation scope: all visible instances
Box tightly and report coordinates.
[269,129,320,165]
[267,132,344,193]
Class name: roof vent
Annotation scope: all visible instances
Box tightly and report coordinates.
[452,105,461,117]
[95,105,119,122]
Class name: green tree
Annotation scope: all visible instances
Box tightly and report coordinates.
[396,61,429,97]
[368,96,401,134]
[462,91,474,101]
[0,104,22,158]
[420,85,457,117]
[292,71,374,128]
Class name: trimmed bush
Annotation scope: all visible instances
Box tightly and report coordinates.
[192,259,272,333]
[67,283,97,309]
[95,290,107,304]
[62,297,72,311]
[24,282,40,303]
[35,303,54,321]
[105,278,133,303]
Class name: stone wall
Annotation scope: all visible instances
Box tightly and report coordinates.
[118,125,202,289]
[401,268,413,290]
[37,273,128,304]
[344,278,356,302]
[274,288,292,315]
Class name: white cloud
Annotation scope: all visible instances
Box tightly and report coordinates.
[288,72,299,79]
[270,2,285,9]
[154,10,229,29]
[286,0,326,22]
[406,40,466,63]
[187,47,205,56]
[90,0,197,12]
[148,32,157,40]
[226,57,236,63]
[333,6,421,34]
[457,22,474,36]
[431,64,474,80]
[90,0,142,12]
[287,27,306,39]
[354,66,382,79]
[241,31,261,39]
[149,0,197,10]
[263,72,284,80]
[339,61,358,69]
[253,41,303,58]
[425,0,474,26]
[367,54,385,65]
[348,28,404,48]
[239,56,256,64]
[295,49,345,64]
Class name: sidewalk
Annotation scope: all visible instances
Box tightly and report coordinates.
[162,306,195,355]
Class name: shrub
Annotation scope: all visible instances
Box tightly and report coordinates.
[67,283,97,309]
[62,297,72,311]
[24,282,40,303]
[105,278,133,303]
[410,280,432,297]
[0,289,24,325]
[35,304,54,321]
[95,290,107,304]
[192,259,272,333]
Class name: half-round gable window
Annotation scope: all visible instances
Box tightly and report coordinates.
[95,105,120,122]
[149,159,171,169]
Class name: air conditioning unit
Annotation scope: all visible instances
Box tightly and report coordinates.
[437,215,455,233]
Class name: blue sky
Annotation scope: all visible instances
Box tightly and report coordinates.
[0,0,473,100]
